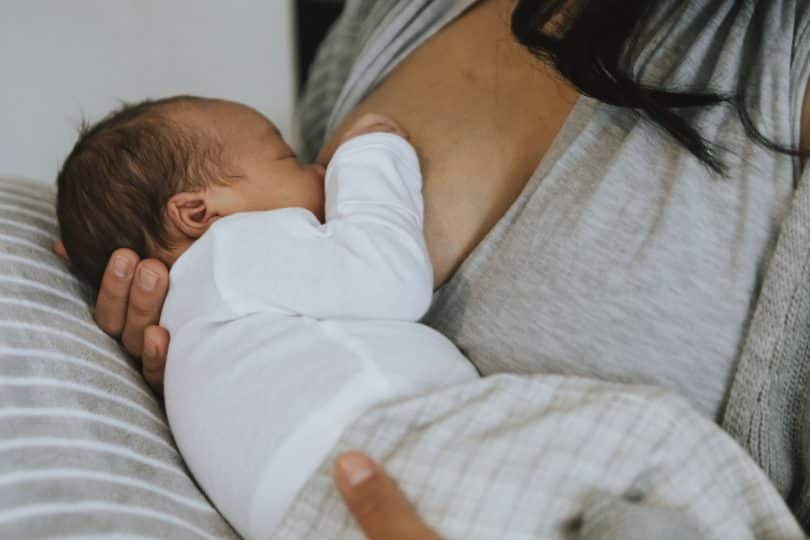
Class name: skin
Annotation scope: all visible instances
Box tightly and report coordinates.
[52,0,810,536]
[333,452,440,540]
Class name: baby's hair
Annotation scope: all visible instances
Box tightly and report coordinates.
[57,95,229,290]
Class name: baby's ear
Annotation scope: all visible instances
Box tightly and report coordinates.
[166,191,218,239]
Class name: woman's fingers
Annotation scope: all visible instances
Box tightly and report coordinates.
[53,239,69,261]
[87,249,169,395]
[95,248,139,338]
[120,259,169,358]
[334,451,440,540]
[142,324,168,396]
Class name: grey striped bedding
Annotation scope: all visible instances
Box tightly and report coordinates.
[0,176,238,539]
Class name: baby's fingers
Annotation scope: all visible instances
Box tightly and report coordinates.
[341,113,409,144]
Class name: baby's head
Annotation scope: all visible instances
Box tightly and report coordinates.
[57,95,325,289]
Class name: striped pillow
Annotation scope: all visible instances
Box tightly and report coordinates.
[0,176,238,539]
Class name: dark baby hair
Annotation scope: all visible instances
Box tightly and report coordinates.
[57,95,227,290]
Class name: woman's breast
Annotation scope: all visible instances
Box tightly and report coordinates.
[422,100,796,420]
[317,0,579,286]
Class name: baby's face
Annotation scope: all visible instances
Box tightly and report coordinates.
[174,98,325,219]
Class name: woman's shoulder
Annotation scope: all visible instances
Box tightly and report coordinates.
[629,0,810,169]
[793,0,810,165]
[298,0,459,160]
[298,0,409,160]
[630,0,805,82]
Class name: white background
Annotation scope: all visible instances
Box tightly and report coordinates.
[0,0,297,184]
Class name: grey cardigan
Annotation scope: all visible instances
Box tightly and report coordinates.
[723,152,810,525]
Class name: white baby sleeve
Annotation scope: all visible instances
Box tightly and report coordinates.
[212,132,433,321]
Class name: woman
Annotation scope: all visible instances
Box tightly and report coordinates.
[57,0,810,536]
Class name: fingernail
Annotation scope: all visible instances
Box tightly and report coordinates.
[339,453,374,486]
[112,256,133,279]
[139,268,159,291]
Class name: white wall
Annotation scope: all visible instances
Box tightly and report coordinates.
[0,0,297,184]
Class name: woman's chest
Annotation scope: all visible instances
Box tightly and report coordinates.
[319,0,578,285]
[421,97,796,418]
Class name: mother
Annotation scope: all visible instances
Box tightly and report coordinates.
[59,0,810,535]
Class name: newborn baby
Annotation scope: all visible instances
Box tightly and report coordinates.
[57,95,709,540]
[56,95,478,538]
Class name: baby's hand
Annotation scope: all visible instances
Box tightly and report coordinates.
[339,113,409,146]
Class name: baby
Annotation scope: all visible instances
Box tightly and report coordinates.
[56,95,479,538]
[57,96,706,540]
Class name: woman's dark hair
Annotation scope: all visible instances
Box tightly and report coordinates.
[511,0,808,176]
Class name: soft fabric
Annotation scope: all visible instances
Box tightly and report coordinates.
[276,374,804,539]
[298,0,810,527]
[0,176,238,539]
[575,490,703,540]
[161,133,478,539]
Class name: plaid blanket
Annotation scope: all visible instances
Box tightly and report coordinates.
[276,374,803,539]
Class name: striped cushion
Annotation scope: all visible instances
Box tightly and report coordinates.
[0,176,238,539]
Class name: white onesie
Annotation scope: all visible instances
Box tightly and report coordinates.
[160,133,478,539]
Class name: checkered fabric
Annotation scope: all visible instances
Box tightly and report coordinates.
[276,374,804,539]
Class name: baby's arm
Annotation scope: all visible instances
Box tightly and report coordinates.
[210,118,432,321]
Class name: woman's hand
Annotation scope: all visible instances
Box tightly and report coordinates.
[333,451,440,540]
[54,240,170,395]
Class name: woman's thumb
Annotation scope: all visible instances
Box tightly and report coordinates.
[333,451,439,540]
